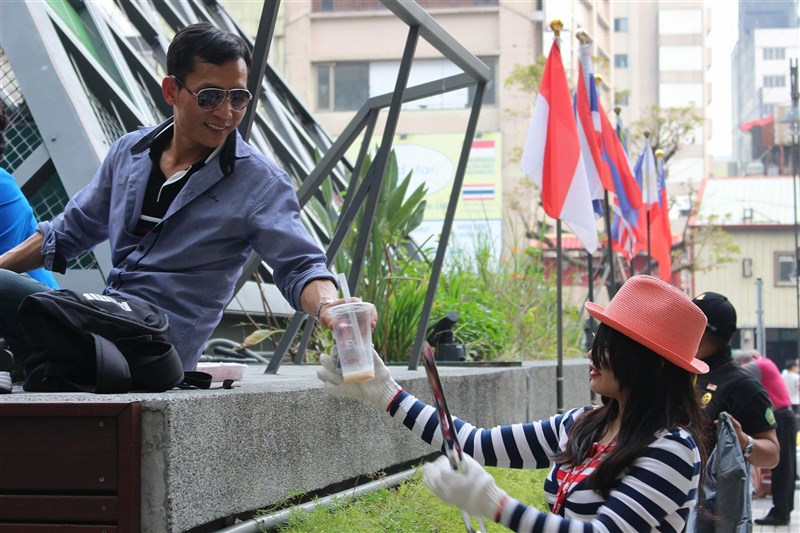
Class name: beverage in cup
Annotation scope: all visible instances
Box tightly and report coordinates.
[328,302,375,382]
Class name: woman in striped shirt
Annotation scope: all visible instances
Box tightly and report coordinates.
[319,275,711,532]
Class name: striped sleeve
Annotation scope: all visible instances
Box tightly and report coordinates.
[388,390,589,469]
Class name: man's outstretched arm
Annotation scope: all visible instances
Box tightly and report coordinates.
[0,231,45,273]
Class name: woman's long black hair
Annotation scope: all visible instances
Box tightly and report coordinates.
[557,323,709,498]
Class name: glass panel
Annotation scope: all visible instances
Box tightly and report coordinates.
[334,63,368,111]
[777,254,796,284]
[46,0,128,97]
[317,64,331,110]
[468,57,496,106]
[0,51,44,173]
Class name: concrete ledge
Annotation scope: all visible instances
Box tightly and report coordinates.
[3,359,591,532]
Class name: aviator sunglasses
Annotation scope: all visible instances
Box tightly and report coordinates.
[171,76,252,111]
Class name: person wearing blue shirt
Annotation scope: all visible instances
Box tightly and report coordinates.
[0,23,364,382]
[0,108,58,290]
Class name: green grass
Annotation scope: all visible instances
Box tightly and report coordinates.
[267,464,550,532]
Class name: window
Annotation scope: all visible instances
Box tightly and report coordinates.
[658,9,702,34]
[614,91,629,106]
[614,18,628,32]
[659,46,703,71]
[318,57,497,112]
[316,62,369,111]
[762,103,776,116]
[659,83,703,108]
[763,47,786,60]
[614,54,628,68]
[763,75,786,88]
[468,57,496,106]
[776,252,797,286]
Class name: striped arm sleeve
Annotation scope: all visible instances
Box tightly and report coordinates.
[388,390,587,469]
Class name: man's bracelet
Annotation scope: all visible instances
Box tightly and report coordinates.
[314,298,336,321]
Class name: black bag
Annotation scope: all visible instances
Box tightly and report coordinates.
[18,289,210,393]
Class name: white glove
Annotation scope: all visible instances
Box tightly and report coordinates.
[317,347,401,410]
[422,454,508,520]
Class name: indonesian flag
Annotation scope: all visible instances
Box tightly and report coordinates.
[521,38,598,254]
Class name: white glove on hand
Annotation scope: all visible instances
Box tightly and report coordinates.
[422,454,508,520]
[317,347,401,410]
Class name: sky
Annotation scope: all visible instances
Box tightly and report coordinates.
[706,0,740,159]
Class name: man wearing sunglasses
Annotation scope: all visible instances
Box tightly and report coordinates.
[0,23,361,379]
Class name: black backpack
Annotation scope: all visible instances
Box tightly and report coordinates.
[19,289,210,393]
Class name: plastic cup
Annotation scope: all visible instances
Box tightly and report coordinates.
[328,302,375,383]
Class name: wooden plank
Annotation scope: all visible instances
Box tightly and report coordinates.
[0,403,130,418]
[115,403,141,533]
[0,402,140,531]
[0,495,117,521]
[0,416,117,491]
[0,525,117,532]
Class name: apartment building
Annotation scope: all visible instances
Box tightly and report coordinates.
[612,1,712,189]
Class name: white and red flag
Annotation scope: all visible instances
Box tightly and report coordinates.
[521,37,598,253]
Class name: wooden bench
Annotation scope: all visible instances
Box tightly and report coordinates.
[0,402,141,532]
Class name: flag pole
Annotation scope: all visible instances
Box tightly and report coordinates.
[644,131,653,275]
[556,219,564,414]
[551,19,564,414]
[613,105,634,279]
[592,71,616,297]
[576,30,597,345]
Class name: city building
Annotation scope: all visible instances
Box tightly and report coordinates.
[731,0,799,174]
[691,174,799,367]
[612,0,712,189]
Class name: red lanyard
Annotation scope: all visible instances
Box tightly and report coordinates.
[552,438,616,516]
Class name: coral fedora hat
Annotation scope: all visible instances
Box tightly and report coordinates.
[585,275,709,374]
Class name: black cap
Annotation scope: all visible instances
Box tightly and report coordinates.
[692,292,737,342]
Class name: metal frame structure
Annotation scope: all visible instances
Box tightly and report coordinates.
[0,0,489,372]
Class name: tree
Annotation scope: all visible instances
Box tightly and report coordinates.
[503,55,547,95]
[628,105,703,164]
[626,105,737,278]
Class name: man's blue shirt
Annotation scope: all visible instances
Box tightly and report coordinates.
[38,119,334,369]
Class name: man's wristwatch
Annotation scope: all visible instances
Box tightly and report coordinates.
[743,435,755,458]
[314,298,336,322]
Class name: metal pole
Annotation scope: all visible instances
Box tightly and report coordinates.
[756,278,766,356]
[788,58,800,361]
[585,251,595,353]
[603,191,616,297]
[556,220,563,414]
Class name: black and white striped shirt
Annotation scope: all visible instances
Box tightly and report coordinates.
[389,390,701,532]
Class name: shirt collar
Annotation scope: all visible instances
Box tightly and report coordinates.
[132,117,236,175]
[702,346,733,370]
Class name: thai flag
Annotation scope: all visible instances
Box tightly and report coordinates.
[574,43,610,217]
[462,184,495,201]
[521,37,598,254]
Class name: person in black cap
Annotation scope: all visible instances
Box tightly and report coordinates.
[691,292,780,524]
